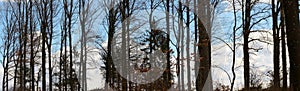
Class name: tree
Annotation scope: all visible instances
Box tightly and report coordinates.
[185,0,192,90]
[196,0,212,90]
[165,0,172,90]
[283,0,300,90]
[193,1,198,90]
[37,0,48,90]
[272,0,280,89]
[279,0,287,89]
[178,1,185,90]
[119,0,132,90]
[78,0,102,90]
[53,0,80,90]
[35,0,58,90]
[28,0,35,90]
[240,0,272,90]
[231,0,237,90]
[243,0,251,89]
[104,0,118,89]
[47,0,55,90]
[1,2,18,90]
[62,0,79,90]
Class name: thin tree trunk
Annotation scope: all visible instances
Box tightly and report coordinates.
[172,1,180,90]
[2,8,13,90]
[231,0,237,90]
[2,31,9,91]
[79,0,88,90]
[272,0,280,89]
[243,0,251,89]
[62,1,68,89]
[48,1,54,90]
[178,1,185,90]
[59,19,64,91]
[166,0,172,89]
[13,51,18,91]
[23,2,28,89]
[68,0,74,89]
[29,0,35,90]
[59,28,62,91]
[64,13,68,91]
[186,0,191,90]
[280,0,287,89]
[83,28,87,91]
[193,1,199,90]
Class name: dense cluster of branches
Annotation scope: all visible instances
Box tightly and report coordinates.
[0,0,214,90]
[1,0,80,90]
[227,0,300,90]
[101,0,212,90]
[1,0,299,91]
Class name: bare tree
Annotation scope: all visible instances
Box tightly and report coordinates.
[165,0,172,89]
[243,0,251,89]
[79,0,102,90]
[231,0,237,90]
[185,0,192,90]
[272,0,280,89]
[178,1,185,90]
[1,2,18,90]
[196,0,212,90]
[280,0,287,89]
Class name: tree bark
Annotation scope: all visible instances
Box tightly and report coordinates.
[41,1,48,90]
[186,0,192,90]
[121,0,128,90]
[243,0,251,90]
[284,0,300,90]
[280,0,287,89]
[196,0,212,90]
[272,0,280,89]
[231,0,237,90]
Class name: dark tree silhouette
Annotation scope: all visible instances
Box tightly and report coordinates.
[284,0,300,90]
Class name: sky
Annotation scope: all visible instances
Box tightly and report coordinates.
[0,0,289,90]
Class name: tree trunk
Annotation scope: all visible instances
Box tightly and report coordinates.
[193,1,199,90]
[29,0,35,90]
[272,0,280,89]
[173,0,181,90]
[121,1,128,90]
[106,0,117,89]
[280,0,287,89]
[196,0,212,90]
[231,0,237,90]
[178,1,185,90]
[186,0,192,90]
[196,19,211,91]
[243,0,251,90]
[284,0,300,90]
[48,1,54,90]
[23,2,28,89]
[41,1,47,90]
[165,0,172,89]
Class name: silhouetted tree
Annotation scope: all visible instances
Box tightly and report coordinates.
[284,0,300,90]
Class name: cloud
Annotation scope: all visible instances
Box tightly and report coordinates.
[211,30,276,89]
